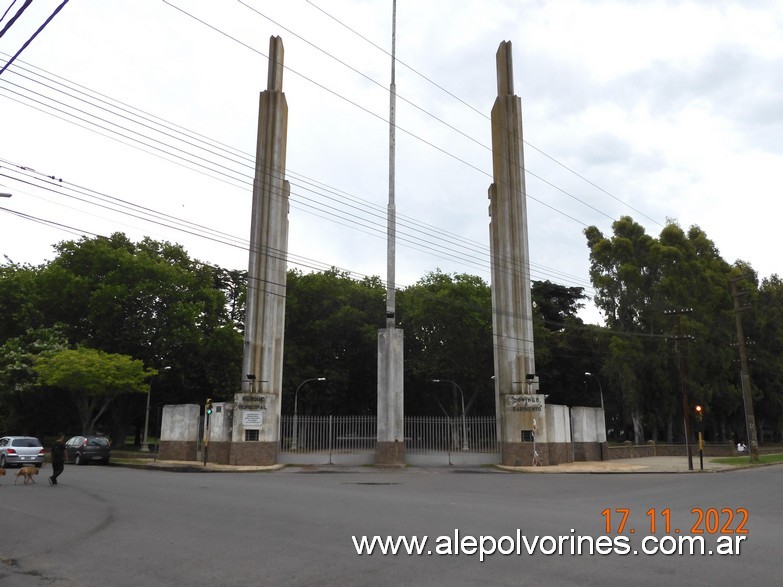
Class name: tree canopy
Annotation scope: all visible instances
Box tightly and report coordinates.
[35,346,155,434]
[1,224,781,446]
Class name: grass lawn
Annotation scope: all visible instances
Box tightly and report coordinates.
[711,453,783,466]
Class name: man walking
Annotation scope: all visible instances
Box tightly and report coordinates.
[49,433,66,485]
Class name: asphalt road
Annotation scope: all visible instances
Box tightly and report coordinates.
[1,464,780,586]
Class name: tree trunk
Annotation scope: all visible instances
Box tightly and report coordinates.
[632,411,644,445]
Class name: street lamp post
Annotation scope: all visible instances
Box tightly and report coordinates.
[585,371,606,461]
[291,377,326,450]
[142,366,170,452]
[584,372,604,411]
[432,379,469,451]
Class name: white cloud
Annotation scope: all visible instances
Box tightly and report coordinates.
[1,0,781,325]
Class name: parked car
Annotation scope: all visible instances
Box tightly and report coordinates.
[0,436,46,468]
[65,435,112,465]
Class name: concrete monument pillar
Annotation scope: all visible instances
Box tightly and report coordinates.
[488,41,545,466]
[235,36,290,466]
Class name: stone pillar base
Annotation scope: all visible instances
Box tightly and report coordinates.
[501,442,550,467]
[206,441,231,465]
[158,440,198,462]
[375,441,406,467]
[229,441,277,466]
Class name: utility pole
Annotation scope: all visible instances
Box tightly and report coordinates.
[731,278,760,463]
[665,308,694,471]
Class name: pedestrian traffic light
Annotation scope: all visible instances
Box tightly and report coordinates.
[694,404,703,422]
[206,398,213,416]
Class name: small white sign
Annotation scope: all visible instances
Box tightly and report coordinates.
[242,410,263,429]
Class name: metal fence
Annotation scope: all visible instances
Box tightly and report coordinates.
[405,416,498,454]
[280,415,499,463]
[280,415,377,454]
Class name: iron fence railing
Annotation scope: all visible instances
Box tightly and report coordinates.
[279,415,498,454]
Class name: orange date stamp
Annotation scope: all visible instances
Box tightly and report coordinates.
[601,507,749,535]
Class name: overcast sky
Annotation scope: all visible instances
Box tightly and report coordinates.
[2,0,781,324]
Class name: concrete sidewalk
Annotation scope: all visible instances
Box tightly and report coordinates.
[112,455,750,474]
[498,456,740,474]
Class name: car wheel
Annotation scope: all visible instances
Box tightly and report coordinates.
[75,453,84,466]
[0,455,5,469]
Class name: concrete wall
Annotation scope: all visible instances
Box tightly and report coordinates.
[571,406,606,443]
[160,404,199,442]
[208,402,233,442]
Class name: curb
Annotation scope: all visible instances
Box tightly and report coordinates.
[111,460,285,473]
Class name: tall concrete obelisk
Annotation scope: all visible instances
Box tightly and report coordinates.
[376,0,405,466]
[488,41,544,466]
[233,36,290,465]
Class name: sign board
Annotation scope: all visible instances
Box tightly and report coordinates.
[242,410,263,429]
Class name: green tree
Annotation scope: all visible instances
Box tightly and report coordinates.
[397,270,494,416]
[744,273,783,443]
[586,218,746,444]
[283,269,385,415]
[0,260,44,343]
[530,281,609,412]
[0,325,70,435]
[35,346,156,435]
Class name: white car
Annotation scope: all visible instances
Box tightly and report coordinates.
[0,436,46,468]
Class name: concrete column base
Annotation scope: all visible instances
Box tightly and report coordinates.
[229,441,277,466]
[375,441,406,467]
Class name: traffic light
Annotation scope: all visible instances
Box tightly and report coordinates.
[206,398,213,416]
[694,404,703,422]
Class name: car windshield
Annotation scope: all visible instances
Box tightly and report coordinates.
[89,437,110,447]
[12,438,42,448]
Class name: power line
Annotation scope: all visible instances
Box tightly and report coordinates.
[0,55,597,292]
[304,0,664,228]
[0,0,68,76]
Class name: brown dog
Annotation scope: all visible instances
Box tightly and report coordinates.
[0,468,5,484]
[15,466,40,484]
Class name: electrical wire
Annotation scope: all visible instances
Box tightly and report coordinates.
[304,0,664,228]
[0,55,597,292]
[0,0,68,76]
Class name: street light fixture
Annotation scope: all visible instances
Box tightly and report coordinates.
[142,366,171,452]
[432,379,469,451]
[0,193,12,198]
[291,377,326,450]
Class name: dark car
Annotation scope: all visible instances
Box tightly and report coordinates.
[65,435,111,465]
[0,436,46,468]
